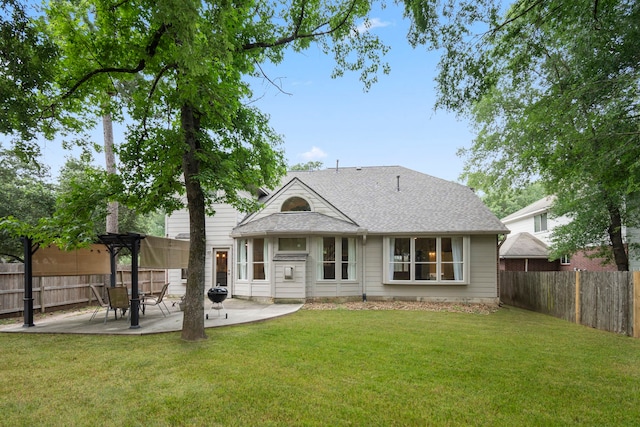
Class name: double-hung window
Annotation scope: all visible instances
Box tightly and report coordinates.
[237,238,268,281]
[237,239,248,280]
[387,237,466,283]
[253,238,268,280]
[534,213,548,232]
[318,237,356,280]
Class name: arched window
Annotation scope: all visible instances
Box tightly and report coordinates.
[281,196,311,212]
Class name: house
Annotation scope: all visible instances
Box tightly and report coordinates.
[500,196,621,271]
[499,232,559,271]
[166,166,509,303]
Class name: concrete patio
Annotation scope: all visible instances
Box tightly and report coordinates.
[0,298,303,335]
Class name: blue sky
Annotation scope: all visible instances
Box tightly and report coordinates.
[40,3,474,183]
[248,4,473,182]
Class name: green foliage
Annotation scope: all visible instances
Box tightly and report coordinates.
[289,161,324,171]
[406,0,640,269]
[57,157,165,238]
[464,174,546,220]
[0,148,56,261]
[0,0,59,151]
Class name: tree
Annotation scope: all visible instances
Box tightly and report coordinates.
[290,161,324,171]
[404,0,640,270]
[463,173,546,220]
[3,0,389,340]
[57,157,164,238]
[103,106,118,234]
[0,0,58,157]
[0,147,56,261]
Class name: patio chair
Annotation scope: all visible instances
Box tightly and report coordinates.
[141,283,170,317]
[89,284,111,323]
[107,286,130,321]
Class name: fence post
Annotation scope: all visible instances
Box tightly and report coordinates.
[634,272,640,338]
[575,271,581,325]
[39,278,45,313]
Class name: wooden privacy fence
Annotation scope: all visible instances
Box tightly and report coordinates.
[0,264,167,316]
[500,271,640,337]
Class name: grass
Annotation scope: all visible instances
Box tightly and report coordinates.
[1,306,640,426]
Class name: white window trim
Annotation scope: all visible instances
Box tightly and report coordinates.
[278,237,308,252]
[236,239,248,282]
[237,238,270,282]
[251,238,269,282]
[383,236,470,285]
[534,213,548,233]
[317,237,357,282]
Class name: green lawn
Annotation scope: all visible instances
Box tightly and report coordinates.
[1,305,639,426]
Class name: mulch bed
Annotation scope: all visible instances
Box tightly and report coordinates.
[302,301,499,314]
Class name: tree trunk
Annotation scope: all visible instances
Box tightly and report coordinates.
[607,202,629,271]
[103,112,118,234]
[180,103,207,341]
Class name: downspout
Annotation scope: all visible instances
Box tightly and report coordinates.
[497,235,507,304]
[362,233,367,302]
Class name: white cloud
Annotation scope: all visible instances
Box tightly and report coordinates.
[300,146,328,161]
[355,18,391,34]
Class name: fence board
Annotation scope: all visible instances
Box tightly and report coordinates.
[501,271,633,336]
[0,266,166,316]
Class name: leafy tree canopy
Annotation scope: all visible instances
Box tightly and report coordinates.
[0,0,58,157]
[290,161,324,171]
[404,0,640,270]
[465,174,546,220]
[0,147,56,261]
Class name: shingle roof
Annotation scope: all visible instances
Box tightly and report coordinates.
[499,232,549,258]
[240,166,507,235]
[501,196,555,223]
[231,212,363,236]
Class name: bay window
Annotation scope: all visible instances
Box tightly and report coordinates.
[387,237,466,283]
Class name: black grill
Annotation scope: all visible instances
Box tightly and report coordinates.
[207,287,228,303]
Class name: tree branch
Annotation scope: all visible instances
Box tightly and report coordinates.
[489,0,546,36]
[56,23,170,101]
[0,252,23,263]
[136,62,177,148]
[242,0,357,50]
[109,0,132,12]
[253,60,292,96]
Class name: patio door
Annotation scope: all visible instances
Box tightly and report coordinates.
[213,249,230,289]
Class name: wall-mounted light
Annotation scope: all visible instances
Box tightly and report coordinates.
[284,266,294,280]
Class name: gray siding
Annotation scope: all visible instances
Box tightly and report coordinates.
[362,235,498,303]
[165,203,242,296]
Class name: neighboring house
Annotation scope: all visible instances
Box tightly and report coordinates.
[166,166,508,303]
[499,232,559,271]
[500,196,620,271]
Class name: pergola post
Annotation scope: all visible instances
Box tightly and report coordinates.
[129,237,141,329]
[98,233,145,329]
[21,236,35,327]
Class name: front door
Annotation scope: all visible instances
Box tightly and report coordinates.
[213,249,229,288]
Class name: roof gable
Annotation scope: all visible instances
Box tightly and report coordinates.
[239,177,355,226]
[501,196,555,223]
[500,232,549,258]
